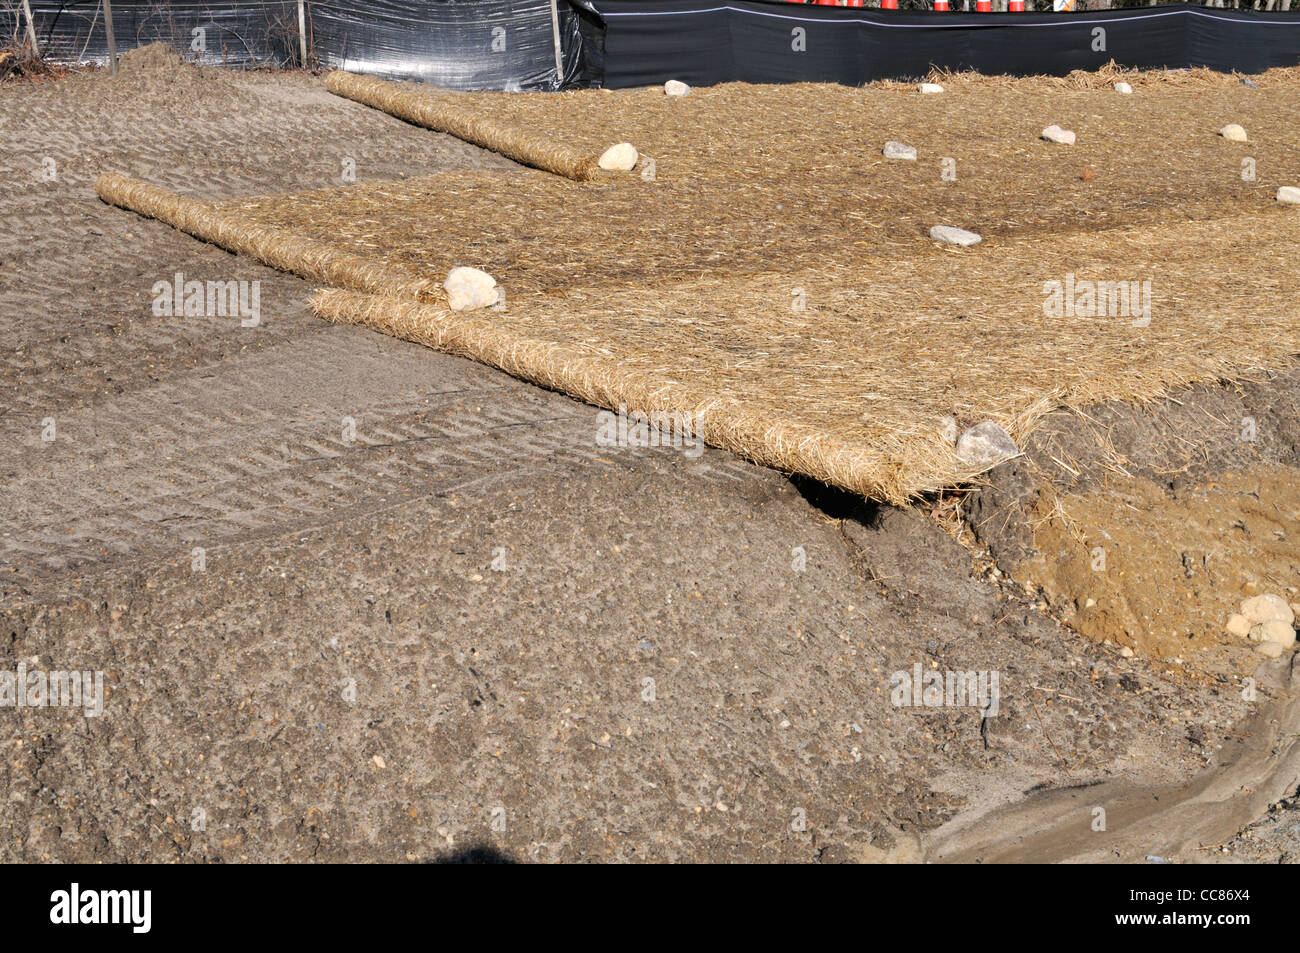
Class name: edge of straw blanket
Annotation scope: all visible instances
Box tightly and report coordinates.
[94,173,446,301]
[309,286,1040,502]
[324,71,601,182]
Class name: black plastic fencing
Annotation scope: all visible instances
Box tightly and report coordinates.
[24,0,1300,90]
[590,1,1300,87]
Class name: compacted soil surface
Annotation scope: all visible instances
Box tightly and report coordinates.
[1,50,1296,862]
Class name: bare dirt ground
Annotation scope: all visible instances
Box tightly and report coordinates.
[0,51,1296,862]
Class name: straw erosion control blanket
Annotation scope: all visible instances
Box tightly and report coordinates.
[96,75,1300,502]
[304,210,1300,502]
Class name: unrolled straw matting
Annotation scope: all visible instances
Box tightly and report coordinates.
[325,71,599,182]
[309,211,1300,502]
[208,73,1300,294]
[95,75,1300,499]
[95,173,444,300]
[324,69,1300,188]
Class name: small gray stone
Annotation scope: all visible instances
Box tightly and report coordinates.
[956,421,1020,470]
[1041,125,1076,145]
[1240,77,1260,89]
[929,225,982,247]
[883,141,918,161]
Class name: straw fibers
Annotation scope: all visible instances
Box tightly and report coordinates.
[222,74,1300,294]
[325,71,600,182]
[310,210,1300,502]
[98,73,1300,500]
[94,173,445,301]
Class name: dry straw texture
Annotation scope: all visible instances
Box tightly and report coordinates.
[325,71,600,181]
[99,74,1300,499]
[914,61,1300,91]
[95,173,445,301]
[311,210,1300,502]
[223,73,1300,293]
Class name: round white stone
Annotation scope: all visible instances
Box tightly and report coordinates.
[598,142,639,171]
[1257,619,1297,648]
[443,266,501,311]
[955,421,1019,469]
[883,141,918,161]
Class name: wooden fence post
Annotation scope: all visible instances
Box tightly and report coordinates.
[20,0,38,50]
[297,0,308,68]
[103,0,118,74]
[548,0,564,86]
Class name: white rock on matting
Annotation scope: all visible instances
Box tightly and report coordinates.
[1041,125,1076,145]
[664,80,691,96]
[929,225,982,247]
[919,82,944,94]
[1114,82,1133,95]
[883,141,918,161]
[443,267,501,311]
[598,142,639,171]
[955,421,1020,469]
[1219,123,1248,142]
[1257,641,1285,659]
[1277,186,1300,205]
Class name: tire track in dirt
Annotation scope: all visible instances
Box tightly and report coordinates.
[4,336,560,573]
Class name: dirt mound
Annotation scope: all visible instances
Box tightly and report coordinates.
[117,42,184,75]
[94,42,243,111]
[1019,466,1299,667]
[966,367,1300,674]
